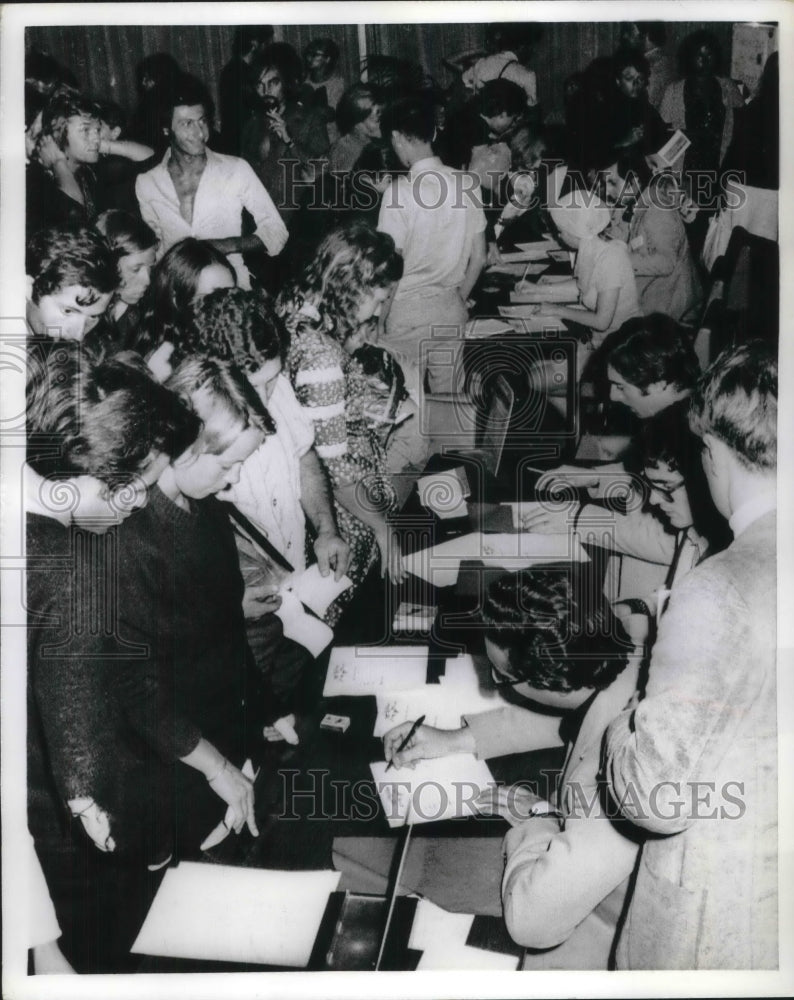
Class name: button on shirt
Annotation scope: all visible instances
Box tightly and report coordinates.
[135,148,288,289]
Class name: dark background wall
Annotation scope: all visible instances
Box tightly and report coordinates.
[27,20,736,125]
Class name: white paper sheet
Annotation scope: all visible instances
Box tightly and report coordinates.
[486,261,549,277]
[131,863,341,967]
[370,755,496,828]
[464,317,517,339]
[374,680,506,738]
[417,944,519,970]
[504,501,571,532]
[496,306,567,331]
[408,898,475,953]
[323,646,428,697]
[417,470,469,519]
[275,590,333,657]
[289,563,352,618]
[510,280,579,303]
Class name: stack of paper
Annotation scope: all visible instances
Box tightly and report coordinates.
[370,754,496,828]
[496,305,567,331]
[131,863,341,967]
[323,646,428,697]
[401,531,589,586]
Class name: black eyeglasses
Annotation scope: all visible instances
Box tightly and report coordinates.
[645,477,686,504]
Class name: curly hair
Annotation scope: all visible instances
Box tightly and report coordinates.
[183,286,289,373]
[26,340,199,487]
[275,221,403,344]
[27,226,118,305]
[601,313,700,392]
[481,568,630,693]
[41,87,100,149]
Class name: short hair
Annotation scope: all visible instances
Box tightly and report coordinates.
[477,79,526,119]
[689,341,777,472]
[27,226,118,304]
[336,85,379,136]
[159,72,214,133]
[165,355,275,451]
[26,340,200,488]
[613,49,650,81]
[603,314,700,393]
[276,221,403,343]
[41,88,100,150]
[380,95,435,143]
[186,286,289,373]
[137,238,236,357]
[481,568,630,693]
[95,99,126,133]
[678,30,723,76]
[95,210,158,264]
[303,37,340,68]
[233,25,275,53]
[256,42,304,97]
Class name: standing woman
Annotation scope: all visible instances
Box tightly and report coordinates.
[600,150,702,323]
[660,31,743,247]
[277,222,408,584]
[94,210,158,348]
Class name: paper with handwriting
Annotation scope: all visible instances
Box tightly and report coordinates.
[323,646,428,697]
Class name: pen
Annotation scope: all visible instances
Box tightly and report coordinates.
[385,714,426,771]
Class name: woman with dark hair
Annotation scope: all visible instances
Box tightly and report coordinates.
[660,30,743,245]
[93,210,158,345]
[277,222,409,584]
[131,237,236,378]
[598,148,702,322]
[241,43,329,227]
[382,567,642,969]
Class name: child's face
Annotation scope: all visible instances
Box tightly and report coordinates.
[118,247,157,306]
[27,283,113,340]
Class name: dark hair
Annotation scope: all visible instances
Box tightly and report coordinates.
[481,569,630,693]
[27,226,118,304]
[26,50,79,95]
[26,340,199,487]
[95,210,158,262]
[41,88,100,150]
[679,30,723,77]
[276,222,403,343]
[303,37,340,68]
[95,99,126,133]
[185,286,289,372]
[165,355,275,450]
[136,53,181,94]
[477,78,527,119]
[233,25,275,53]
[689,341,777,472]
[380,96,435,143]
[136,238,236,357]
[159,72,214,133]
[256,42,304,98]
[484,22,544,54]
[602,314,700,393]
[613,49,650,82]
[336,84,379,136]
[25,85,47,129]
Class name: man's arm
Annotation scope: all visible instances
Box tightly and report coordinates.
[235,157,288,257]
[299,449,350,579]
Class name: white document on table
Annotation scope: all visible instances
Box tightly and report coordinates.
[417,470,470,519]
[464,317,517,339]
[323,646,428,697]
[497,306,566,330]
[131,863,340,967]
[288,563,352,618]
[417,943,520,970]
[504,501,574,532]
[408,898,474,953]
[510,280,579,303]
[275,590,333,658]
[370,755,495,828]
[374,680,507,738]
[486,261,549,277]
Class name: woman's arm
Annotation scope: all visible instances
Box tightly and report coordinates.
[541,286,619,332]
[99,138,154,162]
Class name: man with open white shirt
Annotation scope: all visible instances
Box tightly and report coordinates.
[135,73,287,290]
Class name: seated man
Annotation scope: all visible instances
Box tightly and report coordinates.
[605,342,777,969]
[26,226,117,342]
[175,286,351,717]
[135,72,288,289]
[383,567,642,969]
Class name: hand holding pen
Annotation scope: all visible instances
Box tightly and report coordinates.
[383,716,476,770]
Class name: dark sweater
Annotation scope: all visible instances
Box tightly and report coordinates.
[114,484,266,761]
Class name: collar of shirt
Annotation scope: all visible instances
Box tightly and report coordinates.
[409,155,443,177]
[729,489,777,538]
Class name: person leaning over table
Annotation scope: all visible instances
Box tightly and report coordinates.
[383,568,642,969]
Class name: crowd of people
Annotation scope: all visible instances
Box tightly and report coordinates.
[20,20,778,976]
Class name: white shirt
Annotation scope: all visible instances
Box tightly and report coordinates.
[378,156,486,300]
[135,148,288,289]
[729,489,777,539]
[221,376,314,572]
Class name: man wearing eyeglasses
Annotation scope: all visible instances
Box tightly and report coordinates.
[136,73,287,290]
